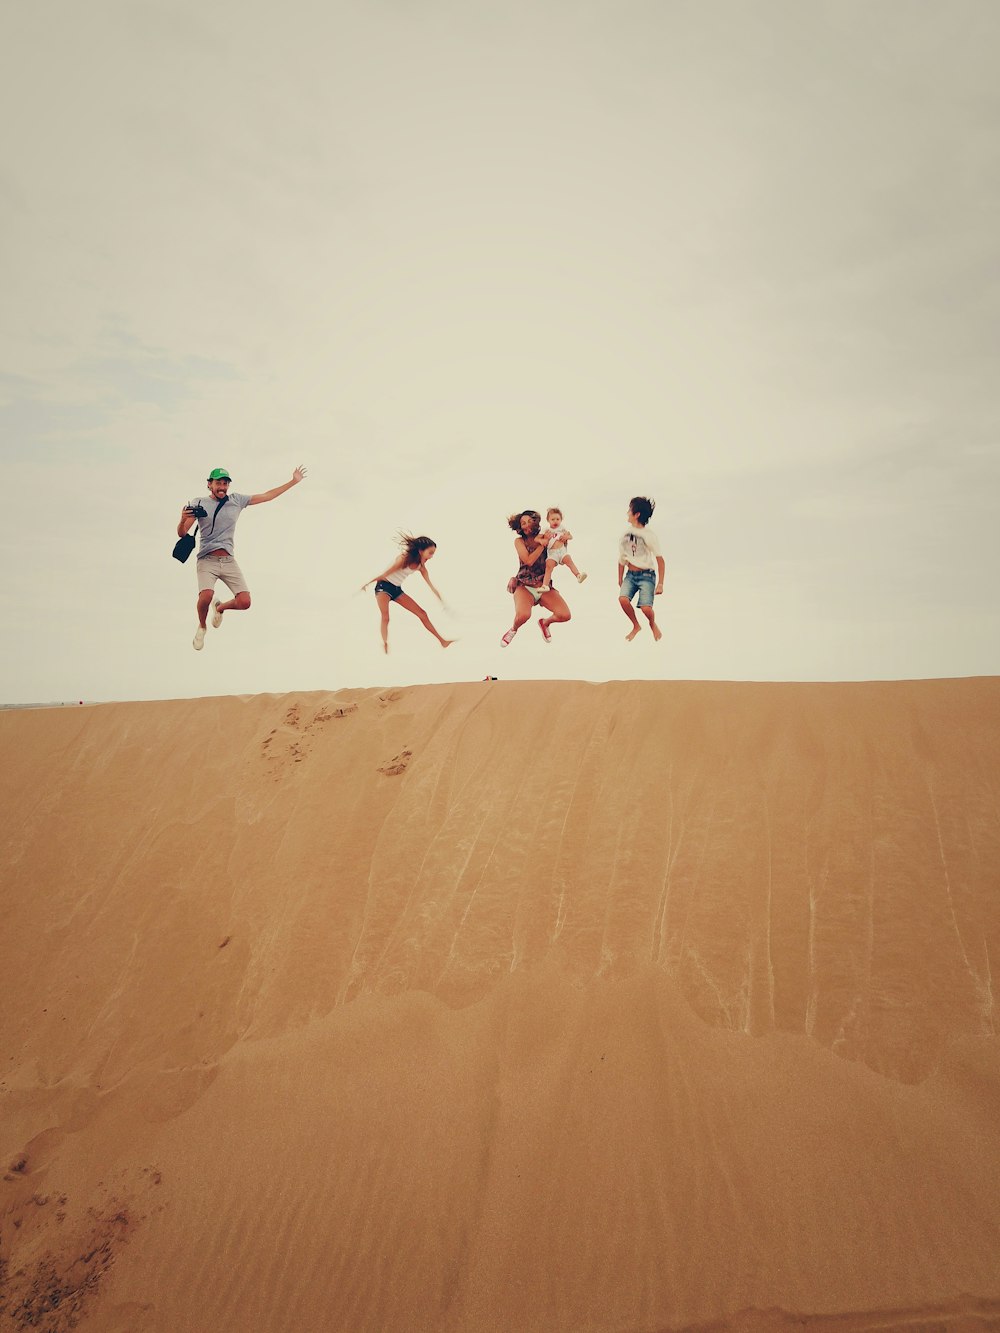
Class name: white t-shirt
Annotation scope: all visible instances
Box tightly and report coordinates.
[619,524,661,571]
[546,525,569,557]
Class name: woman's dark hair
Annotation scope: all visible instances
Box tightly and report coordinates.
[507,510,541,536]
[629,496,655,526]
[397,533,436,566]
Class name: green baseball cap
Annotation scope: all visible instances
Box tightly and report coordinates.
[208,467,232,481]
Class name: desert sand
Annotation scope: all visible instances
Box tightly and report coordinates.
[1,678,999,1332]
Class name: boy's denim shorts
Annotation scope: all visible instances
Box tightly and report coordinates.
[620,568,655,607]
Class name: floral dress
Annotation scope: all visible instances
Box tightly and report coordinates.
[513,537,545,590]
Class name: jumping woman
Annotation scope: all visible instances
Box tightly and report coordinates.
[362,534,454,654]
[501,510,572,647]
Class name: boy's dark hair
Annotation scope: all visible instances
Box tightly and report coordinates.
[629,496,655,526]
[397,533,436,565]
[508,510,541,536]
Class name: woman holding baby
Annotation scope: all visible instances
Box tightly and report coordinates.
[500,510,573,647]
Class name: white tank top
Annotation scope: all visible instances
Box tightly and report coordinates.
[387,564,415,587]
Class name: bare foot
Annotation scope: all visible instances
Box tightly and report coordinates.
[651,624,662,641]
[625,626,641,641]
[440,639,456,648]
[382,641,389,654]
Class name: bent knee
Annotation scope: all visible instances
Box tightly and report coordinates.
[234,593,251,610]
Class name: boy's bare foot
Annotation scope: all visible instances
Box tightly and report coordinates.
[625,626,641,641]
[651,624,662,641]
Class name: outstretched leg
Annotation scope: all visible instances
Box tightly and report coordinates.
[396,592,454,648]
[376,590,392,653]
[620,595,642,641]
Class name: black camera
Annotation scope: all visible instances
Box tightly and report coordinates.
[187,504,208,519]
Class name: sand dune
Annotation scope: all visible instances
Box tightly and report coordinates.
[1,679,999,1332]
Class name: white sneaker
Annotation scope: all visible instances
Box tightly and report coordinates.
[212,600,224,628]
[193,627,206,651]
[576,571,588,583]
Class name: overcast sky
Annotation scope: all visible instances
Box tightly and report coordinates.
[2,0,998,704]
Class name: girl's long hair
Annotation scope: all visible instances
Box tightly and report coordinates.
[507,510,541,536]
[397,533,436,566]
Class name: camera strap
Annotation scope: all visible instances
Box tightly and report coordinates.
[207,495,229,536]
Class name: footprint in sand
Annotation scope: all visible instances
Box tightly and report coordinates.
[260,702,357,775]
[5,1126,65,1181]
[313,703,358,723]
[378,749,413,777]
[1,1202,139,1328]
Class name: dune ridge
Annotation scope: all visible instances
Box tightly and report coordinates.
[1,679,998,1331]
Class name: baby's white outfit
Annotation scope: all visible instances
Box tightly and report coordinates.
[546,526,569,564]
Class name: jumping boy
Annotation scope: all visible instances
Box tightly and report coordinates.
[618,496,664,641]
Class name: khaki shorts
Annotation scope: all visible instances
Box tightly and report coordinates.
[197,555,250,597]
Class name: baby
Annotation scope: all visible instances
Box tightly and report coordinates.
[540,506,587,592]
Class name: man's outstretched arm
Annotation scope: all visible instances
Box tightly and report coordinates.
[248,465,308,505]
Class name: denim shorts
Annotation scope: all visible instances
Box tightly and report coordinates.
[620,568,655,607]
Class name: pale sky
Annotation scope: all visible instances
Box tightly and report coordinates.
[2,0,998,704]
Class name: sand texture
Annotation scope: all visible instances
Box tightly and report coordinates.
[1,678,999,1332]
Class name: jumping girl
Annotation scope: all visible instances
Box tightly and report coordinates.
[361,534,454,654]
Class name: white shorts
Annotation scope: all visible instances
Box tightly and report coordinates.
[196,555,250,596]
[547,548,567,564]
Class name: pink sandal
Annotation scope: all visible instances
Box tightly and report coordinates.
[539,619,552,643]
[501,628,517,646]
